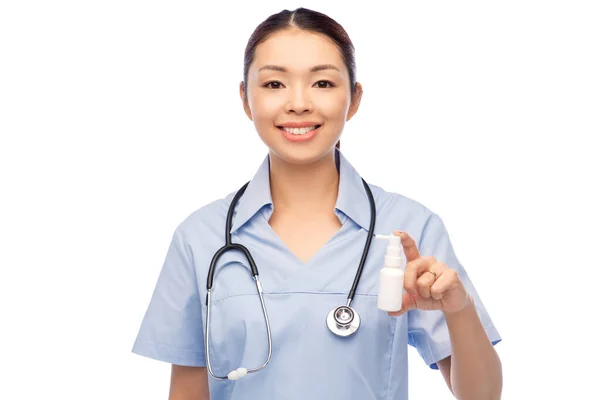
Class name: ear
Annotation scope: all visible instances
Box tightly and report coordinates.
[239,81,253,121]
[346,82,363,121]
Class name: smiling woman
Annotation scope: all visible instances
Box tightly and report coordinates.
[240,20,361,164]
[241,11,359,158]
[132,7,502,400]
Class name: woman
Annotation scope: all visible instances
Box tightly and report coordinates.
[132,7,502,400]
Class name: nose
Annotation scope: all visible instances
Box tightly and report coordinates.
[285,86,313,114]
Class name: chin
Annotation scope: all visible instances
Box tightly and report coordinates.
[268,142,337,166]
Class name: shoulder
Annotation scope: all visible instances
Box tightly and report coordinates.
[365,182,448,249]
[168,188,239,250]
[367,182,437,222]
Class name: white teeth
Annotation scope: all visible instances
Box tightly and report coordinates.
[281,126,318,135]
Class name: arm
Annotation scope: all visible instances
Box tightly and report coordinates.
[394,216,502,399]
[169,365,210,400]
[437,296,502,400]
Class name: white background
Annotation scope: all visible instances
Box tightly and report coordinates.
[1,1,599,398]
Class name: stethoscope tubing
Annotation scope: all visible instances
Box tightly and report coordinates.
[205,276,273,380]
[204,175,376,379]
[346,178,376,304]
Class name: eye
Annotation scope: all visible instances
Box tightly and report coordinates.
[262,80,335,89]
[315,80,335,89]
[264,81,283,89]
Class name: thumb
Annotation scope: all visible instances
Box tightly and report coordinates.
[387,292,417,317]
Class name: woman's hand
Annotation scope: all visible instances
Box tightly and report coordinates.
[388,231,471,316]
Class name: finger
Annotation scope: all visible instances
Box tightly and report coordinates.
[393,230,419,262]
[404,256,435,295]
[430,267,458,300]
[388,292,417,317]
[418,262,445,299]
[417,262,445,299]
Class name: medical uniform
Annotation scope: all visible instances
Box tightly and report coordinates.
[132,149,501,399]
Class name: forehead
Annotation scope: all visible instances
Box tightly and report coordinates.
[252,29,345,73]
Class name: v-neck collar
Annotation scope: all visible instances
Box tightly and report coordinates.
[229,148,372,235]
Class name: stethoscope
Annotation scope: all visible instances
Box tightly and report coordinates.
[205,177,376,381]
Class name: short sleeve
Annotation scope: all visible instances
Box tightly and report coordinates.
[407,213,502,369]
[131,228,206,366]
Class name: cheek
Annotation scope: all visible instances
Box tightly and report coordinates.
[248,97,279,142]
[314,93,349,122]
[249,94,283,116]
[250,96,281,124]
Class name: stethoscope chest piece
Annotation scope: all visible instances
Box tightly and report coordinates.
[326,305,360,337]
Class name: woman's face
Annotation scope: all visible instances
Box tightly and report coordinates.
[240,28,362,164]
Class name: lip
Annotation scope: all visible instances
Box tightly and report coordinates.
[277,122,321,128]
[278,124,322,143]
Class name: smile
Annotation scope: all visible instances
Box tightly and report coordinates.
[277,125,323,142]
[278,125,321,135]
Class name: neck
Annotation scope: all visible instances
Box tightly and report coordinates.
[268,151,339,217]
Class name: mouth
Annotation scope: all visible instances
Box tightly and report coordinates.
[276,125,322,136]
[276,124,323,142]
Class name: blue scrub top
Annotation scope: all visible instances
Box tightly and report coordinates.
[132,149,501,399]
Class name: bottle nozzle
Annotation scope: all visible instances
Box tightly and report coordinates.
[374,233,402,247]
[374,233,403,267]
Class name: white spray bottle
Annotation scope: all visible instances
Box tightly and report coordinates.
[375,233,405,312]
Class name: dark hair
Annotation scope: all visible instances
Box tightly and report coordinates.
[242,8,358,150]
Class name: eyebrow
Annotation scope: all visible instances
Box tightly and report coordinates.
[257,64,341,73]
